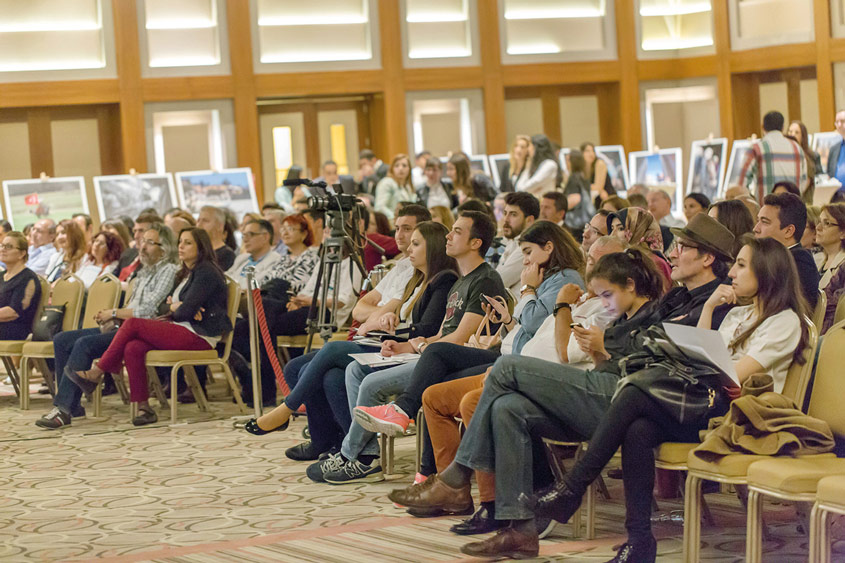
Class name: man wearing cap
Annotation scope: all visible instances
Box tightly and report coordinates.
[397,214,737,556]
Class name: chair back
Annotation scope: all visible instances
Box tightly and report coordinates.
[807,320,845,440]
[812,289,827,332]
[124,276,138,304]
[218,276,241,362]
[781,316,818,411]
[32,276,51,333]
[81,274,122,329]
[49,274,85,332]
[835,293,845,327]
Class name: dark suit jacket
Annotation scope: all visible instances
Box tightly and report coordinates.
[827,140,844,178]
[172,261,232,337]
[790,245,821,311]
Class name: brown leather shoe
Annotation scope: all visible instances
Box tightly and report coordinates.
[460,526,539,559]
[387,474,473,516]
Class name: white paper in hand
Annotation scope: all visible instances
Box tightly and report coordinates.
[661,323,740,387]
[349,353,418,368]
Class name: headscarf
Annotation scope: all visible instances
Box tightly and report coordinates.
[608,207,665,254]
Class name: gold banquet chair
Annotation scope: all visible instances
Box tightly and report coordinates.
[742,320,845,562]
[682,316,821,562]
[19,274,88,409]
[834,293,845,327]
[810,475,845,563]
[812,289,827,333]
[0,276,49,398]
[144,276,248,424]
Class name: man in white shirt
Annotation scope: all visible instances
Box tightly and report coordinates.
[263,208,288,256]
[26,218,57,276]
[351,205,432,330]
[540,192,567,228]
[497,192,538,295]
[226,218,281,289]
[647,190,684,228]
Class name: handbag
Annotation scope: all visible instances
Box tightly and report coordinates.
[32,304,65,341]
[98,318,120,334]
[616,325,729,425]
[466,296,507,350]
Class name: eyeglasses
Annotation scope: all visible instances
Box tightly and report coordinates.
[142,239,163,247]
[280,226,301,234]
[676,240,700,253]
[819,220,840,229]
[242,230,268,239]
[0,243,20,251]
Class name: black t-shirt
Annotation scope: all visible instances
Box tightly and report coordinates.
[0,268,41,340]
[440,261,506,337]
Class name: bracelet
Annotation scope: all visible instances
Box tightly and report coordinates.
[418,341,428,354]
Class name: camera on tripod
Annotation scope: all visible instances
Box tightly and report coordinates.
[308,192,359,212]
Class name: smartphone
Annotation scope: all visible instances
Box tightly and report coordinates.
[570,322,584,329]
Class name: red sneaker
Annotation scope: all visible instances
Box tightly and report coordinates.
[353,404,410,437]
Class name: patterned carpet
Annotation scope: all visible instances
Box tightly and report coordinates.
[1,383,836,562]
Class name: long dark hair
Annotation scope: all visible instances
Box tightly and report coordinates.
[176,227,221,283]
[788,120,816,179]
[588,247,665,301]
[732,237,809,365]
[398,222,458,315]
[709,200,755,259]
[529,134,561,180]
[518,220,585,279]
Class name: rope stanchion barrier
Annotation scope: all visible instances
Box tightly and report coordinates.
[251,287,290,396]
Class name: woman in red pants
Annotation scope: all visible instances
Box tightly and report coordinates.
[77,227,231,425]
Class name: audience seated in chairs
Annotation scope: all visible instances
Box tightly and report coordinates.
[708,199,756,259]
[115,212,162,283]
[606,207,673,292]
[226,219,281,290]
[44,219,86,283]
[197,205,236,270]
[62,228,230,426]
[243,221,457,445]
[76,231,124,289]
[35,223,179,429]
[817,203,845,333]
[0,231,42,340]
[25,219,57,277]
[528,236,808,563]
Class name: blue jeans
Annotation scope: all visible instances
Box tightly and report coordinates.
[341,359,419,461]
[455,355,619,520]
[284,341,378,411]
[284,350,349,453]
[53,328,116,415]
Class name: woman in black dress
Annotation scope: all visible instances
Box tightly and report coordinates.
[0,231,42,340]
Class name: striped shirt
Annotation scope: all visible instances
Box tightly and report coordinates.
[740,131,807,201]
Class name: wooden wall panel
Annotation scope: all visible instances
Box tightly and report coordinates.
[378,0,408,157]
[112,0,146,174]
[814,0,836,129]
[27,109,53,178]
[478,0,506,153]
[615,0,642,151]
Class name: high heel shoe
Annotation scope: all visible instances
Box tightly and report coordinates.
[519,479,584,524]
[244,417,289,436]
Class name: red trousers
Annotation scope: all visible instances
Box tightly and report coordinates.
[97,318,211,402]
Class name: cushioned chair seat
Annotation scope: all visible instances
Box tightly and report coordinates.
[20,342,54,357]
[0,341,26,355]
[687,452,776,477]
[656,442,697,465]
[817,475,845,507]
[748,456,845,494]
[146,350,219,364]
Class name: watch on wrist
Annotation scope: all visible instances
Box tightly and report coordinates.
[553,302,571,315]
[519,284,537,294]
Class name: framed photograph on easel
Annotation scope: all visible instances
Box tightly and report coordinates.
[687,138,728,202]
[629,148,683,212]
[175,168,259,220]
[2,176,88,229]
[94,173,177,221]
[723,140,754,197]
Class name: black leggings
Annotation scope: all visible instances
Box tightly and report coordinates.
[562,386,725,542]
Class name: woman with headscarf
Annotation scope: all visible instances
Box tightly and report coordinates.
[607,207,673,291]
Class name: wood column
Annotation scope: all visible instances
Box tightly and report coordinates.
[541,87,562,145]
[615,0,642,151]
[378,0,408,157]
[227,0,264,200]
[713,0,735,140]
[27,109,53,178]
[815,0,836,129]
[478,0,507,153]
[112,0,146,173]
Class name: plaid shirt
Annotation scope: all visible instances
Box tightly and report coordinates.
[126,261,179,319]
[740,131,807,201]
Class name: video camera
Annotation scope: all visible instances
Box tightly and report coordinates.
[283,176,360,212]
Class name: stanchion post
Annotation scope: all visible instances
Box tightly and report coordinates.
[244,267,263,418]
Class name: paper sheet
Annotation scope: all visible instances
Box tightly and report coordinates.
[349,353,418,368]
[661,323,740,387]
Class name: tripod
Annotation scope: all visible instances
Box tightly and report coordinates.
[304,208,366,352]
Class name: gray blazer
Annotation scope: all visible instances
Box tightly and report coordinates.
[827,139,844,178]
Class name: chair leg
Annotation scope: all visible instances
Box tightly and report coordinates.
[113,370,130,405]
[220,363,247,414]
[586,481,596,540]
[415,408,425,475]
[184,366,209,412]
[170,366,179,424]
[746,489,763,563]
[596,475,611,500]
[92,381,102,418]
[19,357,29,410]
[36,358,56,396]
[701,494,716,527]
[2,356,20,397]
[683,474,703,562]
[819,507,831,563]
[809,503,822,563]
[146,367,169,408]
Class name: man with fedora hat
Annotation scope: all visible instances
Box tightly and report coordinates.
[392,214,737,557]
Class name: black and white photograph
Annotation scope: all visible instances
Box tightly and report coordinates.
[724,139,754,195]
[596,145,629,194]
[2,176,88,229]
[175,168,259,219]
[629,148,683,212]
[93,173,177,221]
[488,153,509,189]
[687,138,728,201]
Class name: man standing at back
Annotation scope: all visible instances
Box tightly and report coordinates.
[740,110,807,202]
[825,109,845,200]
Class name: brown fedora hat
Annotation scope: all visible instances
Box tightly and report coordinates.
[670,214,735,261]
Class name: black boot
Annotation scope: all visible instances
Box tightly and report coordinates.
[521,479,584,524]
[605,537,657,563]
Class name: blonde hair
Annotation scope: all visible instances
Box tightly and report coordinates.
[429,206,455,230]
[508,135,531,176]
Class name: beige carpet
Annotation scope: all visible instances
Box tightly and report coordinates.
[1,386,834,562]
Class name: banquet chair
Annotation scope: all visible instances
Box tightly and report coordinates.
[810,475,845,563]
[0,276,49,398]
[812,290,827,332]
[19,274,88,409]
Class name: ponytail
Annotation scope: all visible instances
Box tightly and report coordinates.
[588,247,665,301]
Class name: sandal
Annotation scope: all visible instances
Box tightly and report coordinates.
[132,407,158,426]
[76,367,104,384]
